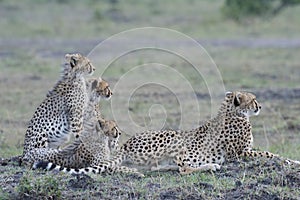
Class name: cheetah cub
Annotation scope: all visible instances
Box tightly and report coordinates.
[22,53,95,166]
[33,78,142,176]
[23,77,115,167]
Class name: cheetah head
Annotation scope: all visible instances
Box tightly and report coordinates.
[65,53,95,76]
[226,91,262,118]
[99,120,121,152]
[86,77,113,102]
[99,120,121,139]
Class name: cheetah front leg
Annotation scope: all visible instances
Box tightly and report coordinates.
[151,164,179,172]
[22,148,62,167]
[68,107,84,141]
[241,150,300,165]
[179,164,221,175]
[151,158,179,172]
[173,149,220,175]
[241,149,277,159]
[113,166,145,177]
[68,91,85,140]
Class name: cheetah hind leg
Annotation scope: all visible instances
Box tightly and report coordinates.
[242,150,278,159]
[151,164,179,172]
[179,163,221,175]
[22,148,61,167]
[112,166,145,177]
[151,158,179,172]
[242,150,300,166]
[282,158,300,166]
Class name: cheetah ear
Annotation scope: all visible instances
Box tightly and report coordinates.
[233,92,241,107]
[65,53,72,61]
[65,53,81,68]
[225,91,233,97]
[91,79,98,90]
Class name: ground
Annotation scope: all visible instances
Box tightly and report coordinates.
[0,87,299,199]
[0,0,300,199]
[1,155,299,199]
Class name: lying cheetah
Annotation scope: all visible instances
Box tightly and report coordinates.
[34,91,299,175]
[24,77,115,167]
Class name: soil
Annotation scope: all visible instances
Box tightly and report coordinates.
[0,154,299,199]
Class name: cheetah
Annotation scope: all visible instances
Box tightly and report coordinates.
[30,119,120,169]
[33,116,141,176]
[32,79,141,175]
[34,91,299,176]
[24,77,116,167]
[22,53,95,165]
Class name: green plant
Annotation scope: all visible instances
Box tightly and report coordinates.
[17,172,62,199]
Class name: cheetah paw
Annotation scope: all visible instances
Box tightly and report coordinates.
[209,163,221,171]
[285,159,300,166]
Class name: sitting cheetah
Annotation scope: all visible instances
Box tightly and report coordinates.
[24,77,116,167]
[22,53,95,165]
[34,91,299,176]
[23,54,95,156]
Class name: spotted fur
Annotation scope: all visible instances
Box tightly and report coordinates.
[22,54,95,165]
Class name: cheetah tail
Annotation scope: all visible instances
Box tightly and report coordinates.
[32,161,83,174]
[32,160,144,177]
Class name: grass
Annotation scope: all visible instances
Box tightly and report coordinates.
[17,171,63,199]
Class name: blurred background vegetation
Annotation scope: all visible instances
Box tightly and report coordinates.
[0,0,300,39]
[223,0,300,20]
[0,0,299,159]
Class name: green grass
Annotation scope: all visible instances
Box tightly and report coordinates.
[16,171,65,199]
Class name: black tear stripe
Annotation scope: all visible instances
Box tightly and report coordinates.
[234,96,240,107]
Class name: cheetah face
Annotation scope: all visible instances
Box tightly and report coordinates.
[99,120,121,139]
[65,53,95,76]
[100,120,121,152]
[227,91,262,118]
[87,78,113,102]
[98,79,113,100]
